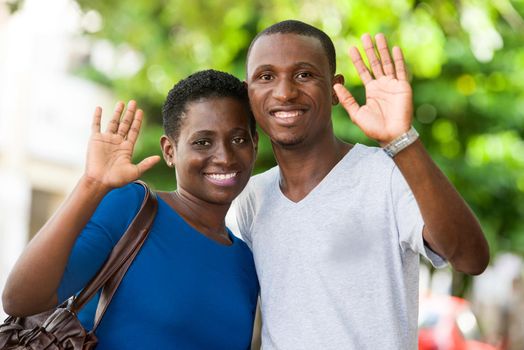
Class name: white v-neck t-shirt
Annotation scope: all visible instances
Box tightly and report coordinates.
[228,143,446,350]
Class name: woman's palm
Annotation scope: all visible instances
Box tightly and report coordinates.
[84,101,160,188]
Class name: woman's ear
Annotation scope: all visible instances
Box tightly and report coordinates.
[332,74,345,105]
[160,135,176,167]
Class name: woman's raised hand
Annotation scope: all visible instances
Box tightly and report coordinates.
[85,100,160,189]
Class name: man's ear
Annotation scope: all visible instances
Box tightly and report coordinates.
[160,135,176,167]
[332,74,345,105]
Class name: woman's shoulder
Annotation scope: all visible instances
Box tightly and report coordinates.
[90,182,148,235]
[104,182,147,205]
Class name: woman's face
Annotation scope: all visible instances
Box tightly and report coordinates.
[163,97,257,205]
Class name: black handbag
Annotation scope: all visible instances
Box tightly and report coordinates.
[0,181,158,350]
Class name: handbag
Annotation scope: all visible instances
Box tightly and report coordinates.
[0,181,158,350]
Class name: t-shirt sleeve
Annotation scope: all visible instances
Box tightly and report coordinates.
[57,183,145,302]
[390,166,447,268]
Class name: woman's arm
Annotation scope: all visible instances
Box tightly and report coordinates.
[2,101,159,316]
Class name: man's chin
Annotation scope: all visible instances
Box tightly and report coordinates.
[272,136,306,149]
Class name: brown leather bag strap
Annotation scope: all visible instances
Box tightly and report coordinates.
[91,185,157,330]
[71,181,158,316]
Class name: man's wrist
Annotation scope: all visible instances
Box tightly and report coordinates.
[382,126,419,158]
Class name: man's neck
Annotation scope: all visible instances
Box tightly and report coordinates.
[273,135,352,202]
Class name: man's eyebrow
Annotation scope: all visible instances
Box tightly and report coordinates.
[251,64,274,72]
[252,62,319,72]
[294,62,317,69]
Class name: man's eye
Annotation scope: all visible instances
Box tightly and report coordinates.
[259,74,273,81]
[193,140,211,146]
[297,72,312,79]
[232,137,246,144]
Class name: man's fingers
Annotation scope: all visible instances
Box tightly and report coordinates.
[126,109,143,145]
[393,46,408,81]
[333,83,360,121]
[361,34,384,79]
[117,100,137,137]
[106,101,125,133]
[91,106,102,134]
[349,47,373,85]
[375,33,395,77]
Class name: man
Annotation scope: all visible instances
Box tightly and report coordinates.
[229,20,489,349]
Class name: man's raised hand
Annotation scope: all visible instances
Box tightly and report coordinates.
[85,100,160,188]
[334,33,413,146]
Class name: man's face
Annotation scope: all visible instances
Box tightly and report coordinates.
[246,33,339,148]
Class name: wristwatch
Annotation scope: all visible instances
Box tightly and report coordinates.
[382,126,419,158]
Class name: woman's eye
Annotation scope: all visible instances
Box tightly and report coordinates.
[232,137,246,144]
[193,139,211,146]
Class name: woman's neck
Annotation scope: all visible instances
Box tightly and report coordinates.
[160,190,232,245]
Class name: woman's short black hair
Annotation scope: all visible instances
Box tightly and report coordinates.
[162,69,256,143]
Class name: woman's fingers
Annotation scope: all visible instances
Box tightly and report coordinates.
[136,155,162,177]
[126,109,143,145]
[91,106,102,134]
[116,100,137,137]
[106,101,125,133]
[101,100,141,139]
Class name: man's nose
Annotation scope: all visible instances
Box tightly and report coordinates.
[272,78,298,102]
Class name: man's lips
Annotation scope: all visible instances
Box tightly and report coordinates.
[204,172,240,186]
[273,110,303,119]
[268,106,307,124]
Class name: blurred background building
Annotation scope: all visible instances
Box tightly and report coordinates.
[0,0,112,319]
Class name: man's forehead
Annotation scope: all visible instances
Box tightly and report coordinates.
[247,33,327,70]
[249,33,323,53]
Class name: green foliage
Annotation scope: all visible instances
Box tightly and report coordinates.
[73,0,524,257]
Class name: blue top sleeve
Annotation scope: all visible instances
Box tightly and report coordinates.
[57,183,145,302]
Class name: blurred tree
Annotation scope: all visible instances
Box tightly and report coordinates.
[72,0,524,287]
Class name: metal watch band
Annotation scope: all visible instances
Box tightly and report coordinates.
[382,126,419,158]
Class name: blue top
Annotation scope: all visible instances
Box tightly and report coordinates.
[58,183,259,350]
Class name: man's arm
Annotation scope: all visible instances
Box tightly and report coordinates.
[333,33,489,275]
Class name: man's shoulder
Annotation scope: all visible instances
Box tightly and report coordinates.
[246,165,279,190]
[342,143,397,173]
[232,166,278,211]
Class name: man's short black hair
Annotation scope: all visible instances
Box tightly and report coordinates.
[247,19,337,75]
[162,69,256,143]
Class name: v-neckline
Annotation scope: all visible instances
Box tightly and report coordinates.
[157,192,235,247]
[276,144,362,205]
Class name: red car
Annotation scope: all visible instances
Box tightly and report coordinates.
[418,294,498,350]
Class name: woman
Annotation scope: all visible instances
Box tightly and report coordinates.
[1,70,259,349]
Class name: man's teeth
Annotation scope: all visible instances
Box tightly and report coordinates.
[274,110,302,118]
[207,173,237,180]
